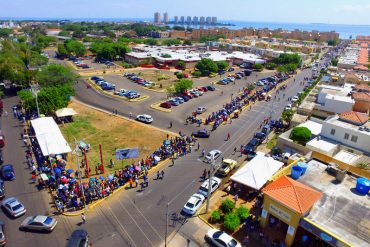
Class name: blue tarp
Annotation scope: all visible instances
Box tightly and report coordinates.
[116,148,139,160]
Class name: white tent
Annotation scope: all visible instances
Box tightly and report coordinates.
[55,107,77,117]
[230,152,284,190]
[31,117,72,156]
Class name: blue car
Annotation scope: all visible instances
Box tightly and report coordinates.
[175,97,184,104]
[168,99,180,106]
[1,164,15,181]
[180,95,190,102]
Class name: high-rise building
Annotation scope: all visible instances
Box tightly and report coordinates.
[211,17,217,24]
[206,17,212,24]
[186,16,192,24]
[174,16,178,23]
[200,16,205,24]
[163,12,169,23]
[154,12,161,24]
[193,16,199,24]
[180,16,185,23]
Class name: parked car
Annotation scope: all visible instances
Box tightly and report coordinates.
[66,229,89,247]
[20,215,58,232]
[228,67,235,72]
[182,193,205,215]
[209,73,217,78]
[0,179,4,199]
[206,85,216,91]
[0,221,6,246]
[254,132,267,143]
[2,197,26,218]
[160,102,172,109]
[1,165,15,181]
[180,95,190,102]
[205,229,241,247]
[217,159,237,177]
[192,130,210,138]
[136,114,153,124]
[168,99,180,106]
[196,106,207,114]
[198,177,221,197]
[291,96,299,102]
[243,138,259,154]
[175,97,184,104]
[204,150,222,163]
[285,104,292,111]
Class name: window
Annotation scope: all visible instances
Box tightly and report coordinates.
[351,135,358,143]
[344,133,349,140]
[330,129,336,135]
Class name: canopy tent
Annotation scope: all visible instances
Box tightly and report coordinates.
[55,108,77,118]
[31,117,72,156]
[230,152,284,190]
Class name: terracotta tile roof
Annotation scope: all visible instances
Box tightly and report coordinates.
[339,111,369,125]
[353,92,370,102]
[262,176,322,214]
[354,84,370,92]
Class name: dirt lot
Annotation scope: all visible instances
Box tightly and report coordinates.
[128,69,179,88]
[60,101,170,174]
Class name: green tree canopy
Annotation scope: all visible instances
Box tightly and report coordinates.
[273,53,302,67]
[143,38,158,46]
[57,43,69,58]
[36,64,77,87]
[290,127,312,145]
[216,61,229,71]
[252,63,264,71]
[195,58,218,76]
[0,28,13,38]
[72,30,86,39]
[162,39,181,46]
[174,79,193,93]
[65,40,86,57]
[281,109,294,123]
[331,58,338,66]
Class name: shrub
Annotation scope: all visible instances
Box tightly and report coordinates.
[290,127,312,145]
[176,73,184,79]
[223,212,240,232]
[252,63,263,71]
[221,198,235,214]
[192,71,202,77]
[236,206,249,222]
[211,210,221,223]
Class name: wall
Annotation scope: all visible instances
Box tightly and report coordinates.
[321,121,370,153]
[276,130,311,155]
[315,96,354,114]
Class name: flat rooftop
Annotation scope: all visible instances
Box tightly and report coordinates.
[298,159,370,247]
[325,115,370,136]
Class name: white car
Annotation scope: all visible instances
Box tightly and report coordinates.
[205,229,241,247]
[136,114,153,124]
[198,177,221,197]
[204,149,222,163]
[182,193,205,215]
[20,215,58,232]
[196,106,207,114]
[291,96,299,102]
[2,197,26,218]
[285,104,292,110]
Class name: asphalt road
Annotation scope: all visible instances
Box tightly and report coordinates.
[69,66,317,247]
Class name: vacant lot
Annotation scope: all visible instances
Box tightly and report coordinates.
[130,69,179,88]
[60,101,169,173]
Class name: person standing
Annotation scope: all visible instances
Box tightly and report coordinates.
[81,213,86,224]
[157,171,160,180]
[161,170,164,179]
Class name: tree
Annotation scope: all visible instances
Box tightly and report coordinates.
[236,206,249,222]
[211,210,221,223]
[173,26,186,31]
[331,58,338,66]
[0,28,12,38]
[252,63,263,71]
[273,53,302,67]
[195,58,218,76]
[192,71,202,77]
[220,198,235,214]
[65,40,86,57]
[265,62,277,70]
[174,79,193,93]
[57,43,69,58]
[182,39,192,46]
[162,39,181,46]
[290,127,312,145]
[281,109,294,123]
[58,31,70,37]
[177,60,186,70]
[223,213,240,232]
[216,61,229,71]
[36,64,77,87]
[144,38,158,46]
[175,72,184,79]
[72,30,86,39]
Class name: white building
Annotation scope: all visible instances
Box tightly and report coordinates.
[154,12,161,24]
[320,111,370,153]
[163,12,169,23]
[315,84,354,115]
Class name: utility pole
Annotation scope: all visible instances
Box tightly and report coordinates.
[74,139,86,209]
[206,157,214,213]
[30,84,40,116]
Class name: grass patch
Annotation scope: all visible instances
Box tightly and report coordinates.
[266,134,278,150]
[60,101,170,174]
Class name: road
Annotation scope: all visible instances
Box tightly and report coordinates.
[2,51,331,246]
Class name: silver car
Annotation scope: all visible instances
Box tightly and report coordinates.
[2,197,26,218]
[20,215,57,232]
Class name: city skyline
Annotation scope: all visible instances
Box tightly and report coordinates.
[1,0,370,25]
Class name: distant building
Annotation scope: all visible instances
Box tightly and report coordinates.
[211,17,217,24]
[154,12,161,24]
[187,16,192,24]
[174,16,178,23]
[163,12,169,23]
[206,17,212,24]
[193,16,199,24]
[180,16,185,23]
[148,31,170,39]
[200,16,205,25]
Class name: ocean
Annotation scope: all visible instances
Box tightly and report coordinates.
[2,17,369,39]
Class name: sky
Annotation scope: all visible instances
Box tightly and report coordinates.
[1,0,370,25]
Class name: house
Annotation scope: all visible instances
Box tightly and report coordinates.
[352,92,370,114]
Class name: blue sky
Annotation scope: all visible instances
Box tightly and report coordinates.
[1,0,370,25]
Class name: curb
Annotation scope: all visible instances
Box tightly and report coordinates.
[142,86,166,93]
[62,208,87,216]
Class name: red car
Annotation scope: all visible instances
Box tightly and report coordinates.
[182,92,193,98]
[160,102,172,109]
[201,87,208,92]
